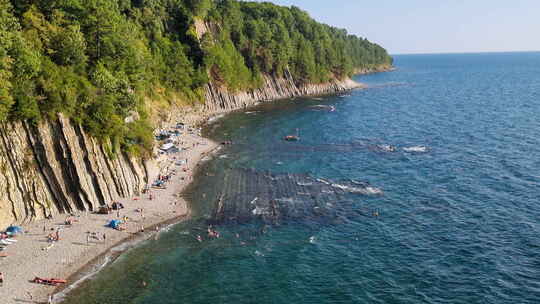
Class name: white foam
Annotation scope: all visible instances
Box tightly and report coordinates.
[316,178,331,185]
[208,114,225,123]
[52,255,113,303]
[252,206,268,215]
[331,183,383,195]
[403,145,429,153]
[377,144,397,152]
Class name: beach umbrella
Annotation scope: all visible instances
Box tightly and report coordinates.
[107,220,123,229]
[6,225,23,234]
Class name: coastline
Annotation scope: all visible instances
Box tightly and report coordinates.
[0,130,219,304]
[0,72,385,304]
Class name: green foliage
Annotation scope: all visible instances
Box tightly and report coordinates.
[210,1,392,83]
[0,0,391,156]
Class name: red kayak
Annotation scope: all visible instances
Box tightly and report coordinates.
[32,277,67,286]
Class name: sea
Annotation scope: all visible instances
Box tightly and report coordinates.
[62,52,540,304]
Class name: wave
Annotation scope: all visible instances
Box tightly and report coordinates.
[310,105,335,112]
[374,144,397,152]
[331,183,383,195]
[252,206,269,215]
[208,114,225,123]
[403,145,429,153]
[316,178,331,185]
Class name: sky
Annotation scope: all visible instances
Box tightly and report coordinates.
[249,0,540,54]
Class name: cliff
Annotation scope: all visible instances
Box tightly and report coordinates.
[0,115,148,228]
[158,75,360,126]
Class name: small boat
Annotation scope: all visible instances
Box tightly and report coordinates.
[284,129,300,141]
[32,277,67,286]
[284,135,299,141]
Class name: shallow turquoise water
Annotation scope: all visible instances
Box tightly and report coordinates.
[63,53,540,304]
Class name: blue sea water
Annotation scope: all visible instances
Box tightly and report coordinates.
[63,52,540,304]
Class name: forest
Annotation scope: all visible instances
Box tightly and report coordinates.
[0,0,392,156]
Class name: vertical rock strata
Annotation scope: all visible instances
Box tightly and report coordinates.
[0,114,147,228]
[203,73,360,113]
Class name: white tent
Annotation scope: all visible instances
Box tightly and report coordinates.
[160,143,175,151]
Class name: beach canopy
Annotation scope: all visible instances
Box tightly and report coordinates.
[6,225,23,234]
[160,143,175,151]
[107,220,123,229]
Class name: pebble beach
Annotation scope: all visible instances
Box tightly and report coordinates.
[0,129,218,304]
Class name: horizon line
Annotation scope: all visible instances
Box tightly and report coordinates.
[391,50,540,56]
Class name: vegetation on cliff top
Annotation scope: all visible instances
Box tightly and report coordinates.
[0,0,392,155]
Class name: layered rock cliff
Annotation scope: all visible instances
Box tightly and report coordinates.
[0,114,148,228]
[203,73,360,113]
[164,73,362,126]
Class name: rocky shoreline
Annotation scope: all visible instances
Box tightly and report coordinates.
[0,68,388,303]
[0,128,219,304]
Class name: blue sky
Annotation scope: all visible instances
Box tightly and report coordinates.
[249,0,540,54]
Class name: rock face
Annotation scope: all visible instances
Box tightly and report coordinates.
[203,73,360,113]
[0,114,148,228]
[167,73,362,126]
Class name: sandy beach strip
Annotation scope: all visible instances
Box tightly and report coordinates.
[0,131,219,304]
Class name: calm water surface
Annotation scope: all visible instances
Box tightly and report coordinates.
[63,53,540,304]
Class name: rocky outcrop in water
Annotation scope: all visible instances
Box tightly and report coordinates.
[0,114,148,228]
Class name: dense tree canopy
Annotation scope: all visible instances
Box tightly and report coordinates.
[0,0,392,156]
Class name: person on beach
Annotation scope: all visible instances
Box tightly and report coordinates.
[27,291,32,300]
[86,233,90,245]
[0,272,4,286]
[48,293,53,304]
[103,233,106,242]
